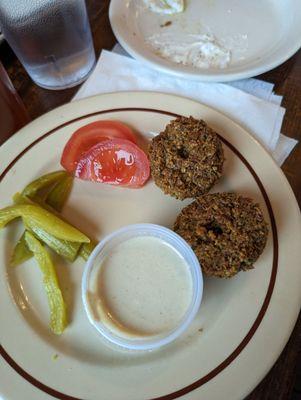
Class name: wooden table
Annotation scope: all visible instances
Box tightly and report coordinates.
[0,1,300,399]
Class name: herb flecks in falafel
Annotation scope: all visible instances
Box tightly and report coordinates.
[174,193,268,278]
[149,116,224,200]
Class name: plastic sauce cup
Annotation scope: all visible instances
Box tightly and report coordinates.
[82,224,203,351]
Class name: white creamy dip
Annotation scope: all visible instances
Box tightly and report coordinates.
[143,0,184,15]
[148,33,231,69]
[93,236,192,337]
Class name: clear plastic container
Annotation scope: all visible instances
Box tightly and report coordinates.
[82,224,203,351]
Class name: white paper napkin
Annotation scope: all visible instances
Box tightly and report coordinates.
[73,47,298,166]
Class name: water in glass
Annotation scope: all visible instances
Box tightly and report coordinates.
[0,0,96,90]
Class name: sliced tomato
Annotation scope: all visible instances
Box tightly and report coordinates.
[61,120,137,173]
[75,138,150,187]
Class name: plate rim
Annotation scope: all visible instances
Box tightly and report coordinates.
[0,91,300,400]
[109,0,301,82]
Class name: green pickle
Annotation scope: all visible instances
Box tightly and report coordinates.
[22,171,67,199]
[0,204,89,243]
[0,205,22,228]
[0,170,96,335]
[79,241,97,261]
[11,180,92,263]
[26,220,81,262]
[13,192,61,215]
[24,231,67,335]
[12,192,81,263]
[10,232,33,267]
[46,175,73,212]
[13,192,52,210]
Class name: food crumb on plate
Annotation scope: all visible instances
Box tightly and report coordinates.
[160,21,172,28]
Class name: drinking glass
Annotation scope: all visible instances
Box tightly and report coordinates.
[0,0,96,90]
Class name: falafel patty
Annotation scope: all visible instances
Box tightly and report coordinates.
[148,116,224,200]
[174,193,268,278]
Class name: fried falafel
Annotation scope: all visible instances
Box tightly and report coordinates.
[174,193,268,278]
[149,116,224,200]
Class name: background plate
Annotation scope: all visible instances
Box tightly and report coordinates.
[109,0,301,82]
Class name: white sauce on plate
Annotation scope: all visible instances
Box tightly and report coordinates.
[148,33,231,69]
[143,0,184,15]
[94,236,192,337]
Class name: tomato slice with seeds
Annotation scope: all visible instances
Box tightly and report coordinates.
[75,138,150,187]
[61,121,137,173]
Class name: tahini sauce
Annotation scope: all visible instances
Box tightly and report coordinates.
[94,236,192,337]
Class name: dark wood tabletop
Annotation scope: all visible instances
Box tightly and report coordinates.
[0,1,300,399]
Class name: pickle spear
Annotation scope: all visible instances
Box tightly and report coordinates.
[79,241,97,261]
[46,175,73,212]
[12,194,80,264]
[0,204,90,243]
[10,232,33,267]
[24,231,67,335]
[22,171,68,199]
[25,220,81,262]
[6,172,92,266]
[12,191,90,264]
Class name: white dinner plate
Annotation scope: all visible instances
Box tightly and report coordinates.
[109,0,301,82]
[0,92,301,400]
